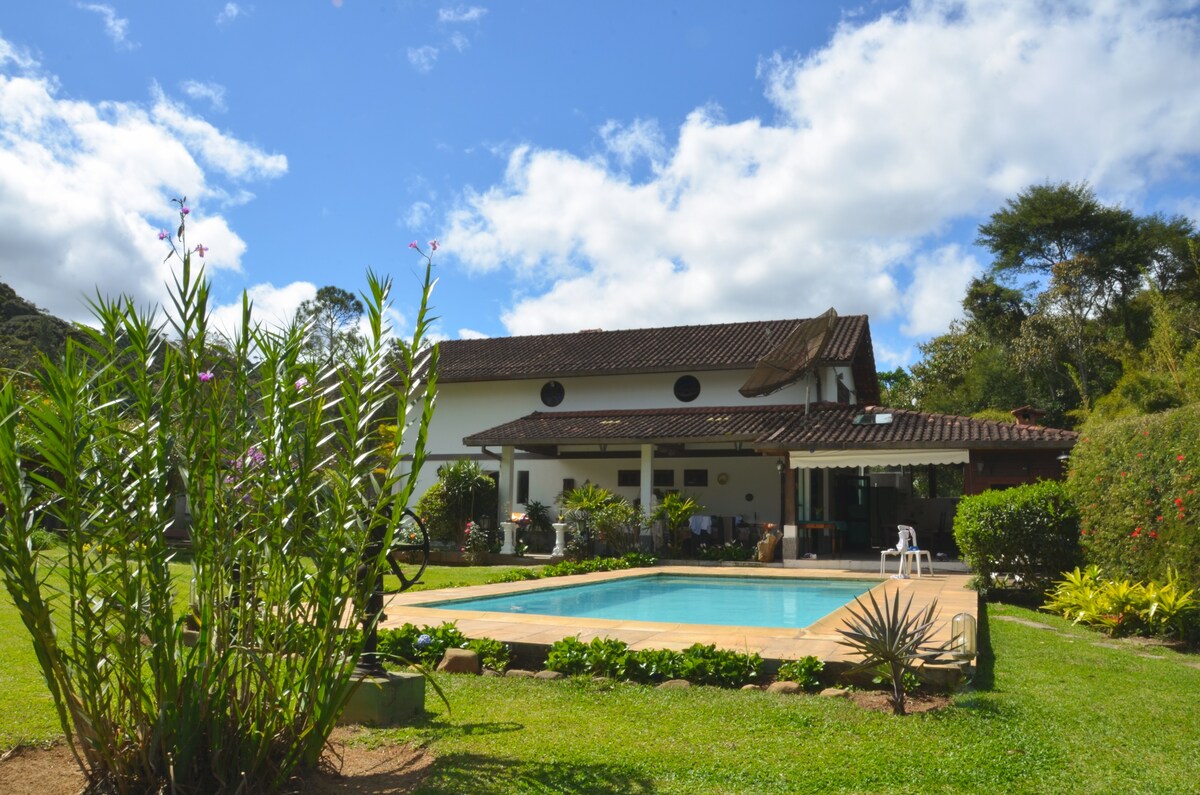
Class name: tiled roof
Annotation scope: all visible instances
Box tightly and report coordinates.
[438,315,869,382]
[462,405,801,447]
[463,403,1077,450]
[765,404,1079,450]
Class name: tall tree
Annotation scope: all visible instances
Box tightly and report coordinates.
[296,285,364,367]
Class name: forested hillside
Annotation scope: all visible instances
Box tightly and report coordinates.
[0,282,84,374]
[885,182,1200,427]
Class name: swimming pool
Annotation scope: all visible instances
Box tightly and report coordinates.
[426,574,875,629]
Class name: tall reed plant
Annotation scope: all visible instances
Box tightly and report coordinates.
[0,201,440,793]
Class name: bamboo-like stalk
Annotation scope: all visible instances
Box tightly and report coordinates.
[0,203,440,792]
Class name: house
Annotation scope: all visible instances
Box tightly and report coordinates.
[415,309,1076,556]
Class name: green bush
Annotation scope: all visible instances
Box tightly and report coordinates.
[544,636,762,687]
[1043,565,1197,639]
[378,622,511,671]
[696,541,754,561]
[1067,404,1200,587]
[28,528,58,550]
[414,459,498,545]
[954,479,1081,592]
[776,656,825,690]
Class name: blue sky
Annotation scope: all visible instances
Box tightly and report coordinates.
[2,1,1200,370]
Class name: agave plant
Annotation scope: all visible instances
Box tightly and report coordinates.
[835,589,946,715]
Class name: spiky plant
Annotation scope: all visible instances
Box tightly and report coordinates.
[835,589,946,715]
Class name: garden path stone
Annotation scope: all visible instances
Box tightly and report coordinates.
[766,681,802,694]
[819,687,851,698]
[505,669,536,678]
[534,670,565,680]
[993,616,1057,630]
[436,648,480,674]
[657,679,691,690]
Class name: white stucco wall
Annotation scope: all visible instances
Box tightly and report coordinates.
[402,363,853,521]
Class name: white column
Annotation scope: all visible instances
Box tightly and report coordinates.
[498,445,516,526]
[552,522,567,557]
[639,444,654,513]
[500,521,516,555]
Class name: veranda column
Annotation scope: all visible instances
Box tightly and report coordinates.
[498,445,516,528]
[639,444,655,553]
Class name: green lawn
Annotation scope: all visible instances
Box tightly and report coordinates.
[4,566,1200,793]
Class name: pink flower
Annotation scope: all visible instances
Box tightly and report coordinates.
[194,244,208,258]
[429,239,439,251]
[181,206,190,215]
[158,229,168,240]
[409,240,419,250]
[295,376,309,390]
[198,371,214,383]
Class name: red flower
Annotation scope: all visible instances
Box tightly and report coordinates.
[1121,472,1128,477]
[1150,531,1158,539]
[1178,455,1186,462]
[1132,528,1141,537]
[1136,453,1143,459]
[1157,515,1163,522]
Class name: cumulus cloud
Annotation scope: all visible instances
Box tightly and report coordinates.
[208,281,315,340]
[78,3,136,50]
[407,45,439,74]
[457,328,490,340]
[438,6,487,23]
[0,37,287,323]
[180,80,227,112]
[445,0,1200,351]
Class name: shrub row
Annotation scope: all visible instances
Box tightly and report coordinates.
[1067,404,1200,588]
[953,479,1081,592]
[1043,565,1197,640]
[545,636,764,688]
[494,552,658,583]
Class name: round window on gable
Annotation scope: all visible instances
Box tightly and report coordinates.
[540,380,565,407]
[673,375,701,402]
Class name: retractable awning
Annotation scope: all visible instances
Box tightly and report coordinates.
[788,448,971,470]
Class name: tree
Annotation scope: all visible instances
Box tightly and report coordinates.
[296,285,364,367]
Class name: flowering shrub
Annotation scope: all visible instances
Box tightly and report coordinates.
[462,520,491,562]
[0,199,440,792]
[377,621,510,671]
[1068,404,1200,588]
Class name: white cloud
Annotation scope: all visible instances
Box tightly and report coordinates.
[0,38,285,323]
[438,6,487,23]
[405,201,432,228]
[445,0,1200,352]
[457,328,490,340]
[216,3,244,25]
[78,3,136,50]
[151,85,287,180]
[180,80,227,112]
[407,45,439,74]
[449,32,470,53]
[208,281,315,340]
[599,118,666,170]
[900,245,981,337]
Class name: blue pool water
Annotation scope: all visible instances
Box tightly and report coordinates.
[427,575,874,629]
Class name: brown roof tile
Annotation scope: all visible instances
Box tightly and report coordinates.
[463,403,1077,450]
[438,315,869,382]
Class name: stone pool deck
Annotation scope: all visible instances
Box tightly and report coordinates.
[380,566,978,665]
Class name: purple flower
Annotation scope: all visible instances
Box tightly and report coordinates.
[158,229,168,240]
[198,370,214,383]
[181,206,190,215]
[194,244,208,258]
[408,240,419,250]
[429,239,439,251]
[416,633,432,649]
[295,376,309,390]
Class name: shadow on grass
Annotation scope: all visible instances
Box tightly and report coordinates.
[402,717,525,742]
[413,753,656,794]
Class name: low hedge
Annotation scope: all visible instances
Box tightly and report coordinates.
[953,479,1081,592]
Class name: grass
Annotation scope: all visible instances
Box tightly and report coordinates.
[3,564,1200,793]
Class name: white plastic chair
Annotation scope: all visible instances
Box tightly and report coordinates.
[902,528,934,577]
[879,525,911,575]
